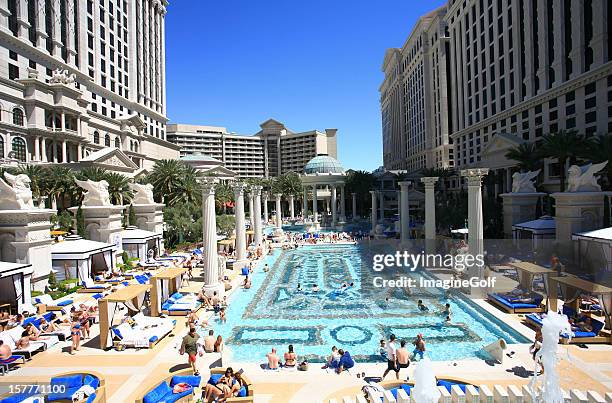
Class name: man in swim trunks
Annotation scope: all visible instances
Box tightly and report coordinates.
[396,340,411,377]
[412,333,426,360]
[203,329,215,353]
[382,334,399,380]
[180,327,200,376]
[266,348,279,369]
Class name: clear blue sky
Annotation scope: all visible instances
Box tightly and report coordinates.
[165,0,445,171]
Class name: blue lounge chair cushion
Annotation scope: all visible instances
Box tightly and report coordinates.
[92,293,103,299]
[401,384,412,395]
[237,386,247,397]
[57,299,72,306]
[143,381,172,403]
[162,389,192,403]
[112,327,123,339]
[86,392,97,403]
[489,293,540,309]
[0,355,22,365]
[566,331,597,338]
[149,335,158,343]
[390,387,399,399]
[171,292,183,300]
[170,375,201,387]
[84,374,100,389]
[526,313,544,327]
[208,374,223,385]
[51,374,83,389]
[437,380,471,393]
[42,312,54,321]
[241,267,249,275]
[161,301,172,311]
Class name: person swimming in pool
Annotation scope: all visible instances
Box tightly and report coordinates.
[442,303,452,322]
[311,284,319,293]
[417,300,429,311]
[297,283,302,292]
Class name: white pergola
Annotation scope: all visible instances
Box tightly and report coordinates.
[300,155,347,228]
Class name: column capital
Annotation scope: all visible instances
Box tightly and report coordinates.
[370,190,377,196]
[274,193,282,200]
[461,168,489,186]
[398,180,412,190]
[288,194,294,200]
[420,177,439,185]
[201,180,216,194]
[262,192,269,201]
[232,182,246,197]
[251,185,262,196]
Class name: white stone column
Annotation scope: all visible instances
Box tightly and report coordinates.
[461,169,489,284]
[252,186,263,246]
[421,177,439,240]
[262,192,269,223]
[201,181,222,296]
[51,0,62,57]
[248,191,254,227]
[34,0,47,49]
[370,191,377,234]
[289,195,295,220]
[41,137,47,162]
[65,0,76,65]
[52,140,58,163]
[312,185,318,223]
[379,191,384,222]
[16,0,29,40]
[61,141,67,163]
[591,0,608,65]
[340,185,346,222]
[331,185,337,227]
[34,136,40,161]
[569,0,586,78]
[233,183,247,262]
[399,181,411,241]
[275,193,282,229]
[302,187,307,219]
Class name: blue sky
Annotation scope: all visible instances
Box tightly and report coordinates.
[165,0,445,171]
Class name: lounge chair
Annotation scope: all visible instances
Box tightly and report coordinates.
[139,373,201,403]
[46,373,100,402]
[33,294,74,312]
[111,314,175,349]
[77,279,111,293]
[0,326,46,359]
[161,293,202,316]
[0,355,26,375]
[487,292,544,313]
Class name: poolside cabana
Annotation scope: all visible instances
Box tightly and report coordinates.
[0,262,33,314]
[150,266,187,316]
[218,238,235,253]
[120,227,163,260]
[572,227,612,274]
[549,275,612,344]
[50,235,116,283]
[98,284,150,349]
[487,261,550,313]
[512,216,556,249]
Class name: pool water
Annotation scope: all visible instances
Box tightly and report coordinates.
[210,244,529,363]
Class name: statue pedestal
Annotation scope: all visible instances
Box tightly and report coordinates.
[131,203,165,253]
[551,192,612,242]
[0,209,55,291]
[69,205,126,246]
[500,193,546,238]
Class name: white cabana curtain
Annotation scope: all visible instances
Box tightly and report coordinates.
[103,251,112,271]
[161,278,169,302]
[12,274,22,305]
[124,292,146,312]
[78,259,89,281]
[156,278,163,313]
[105,302,118,349]
[173,276,181,292]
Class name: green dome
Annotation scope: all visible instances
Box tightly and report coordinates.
[303,155,344,174]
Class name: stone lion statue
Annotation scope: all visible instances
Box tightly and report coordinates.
[129,183,155,204]
[0,172,34,210]
[75,179,111,206]
[511,170,540,193]
[567,161,607,192]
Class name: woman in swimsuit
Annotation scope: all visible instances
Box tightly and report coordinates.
[70,322,81,355]
[203,367,235,402]
[284,344,297,367]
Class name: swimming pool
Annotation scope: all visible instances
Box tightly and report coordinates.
[211,244,529,363]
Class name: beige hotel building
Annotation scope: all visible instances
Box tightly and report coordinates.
[167,119,338,178]
[381,0,612,192]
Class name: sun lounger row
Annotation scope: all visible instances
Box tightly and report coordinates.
[33,294,74,312]
[161,292,201,316]
[78,279,112,293]
[111,313,175,349]
[0,326,52,360]
[525,312,609,343]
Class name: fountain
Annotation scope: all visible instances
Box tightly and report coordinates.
[528,309,573,402]
[411,358,441,403]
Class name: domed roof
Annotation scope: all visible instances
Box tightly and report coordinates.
[303,154,345,174]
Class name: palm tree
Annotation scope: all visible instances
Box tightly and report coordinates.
[585,134,612,190]
[45,166,76,210]
[345,170,375,217]
[177,165,202,206]
[214,182,234,213]
[105,172,133,205]
[147,159,186,204]
[77,167,109,182]
[539,130,589,191]
[505,143,542,173]
[274,171,302,196]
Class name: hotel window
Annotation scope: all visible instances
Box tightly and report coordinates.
[11,137,26,162]
[12,109,24,126]
[93,131,100,144]
[114,137,120,148]
[104,134,111,147]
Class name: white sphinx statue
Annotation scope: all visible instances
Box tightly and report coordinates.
[75,179,111,206]
[567,161,607,192]
[0,172,35,210]
[511,170,540,193]
[129,183,155,204]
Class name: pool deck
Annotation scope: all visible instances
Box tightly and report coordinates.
[3,256,612,401]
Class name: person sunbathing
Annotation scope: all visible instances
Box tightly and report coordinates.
[39,318,59,333]
[203,367,235,402]
[266,348,279,369]
[186,312,199,328]
[24,323,42,341]
[0,340,11,359]
[283,344,297,367]
[572,317,594,333]
[15,331,30,349]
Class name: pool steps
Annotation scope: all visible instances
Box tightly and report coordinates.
[323,385,611,402]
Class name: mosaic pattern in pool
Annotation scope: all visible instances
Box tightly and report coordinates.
[211,244,529,363]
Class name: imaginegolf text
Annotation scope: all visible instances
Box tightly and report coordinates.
[372,276,497,290]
